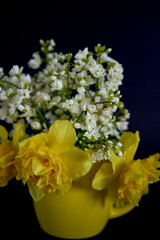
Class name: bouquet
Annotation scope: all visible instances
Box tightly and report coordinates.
[0,39,159,213]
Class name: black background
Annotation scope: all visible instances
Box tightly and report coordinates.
[0,1,160,239]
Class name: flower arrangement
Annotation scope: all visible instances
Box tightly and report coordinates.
[0,39,159,232]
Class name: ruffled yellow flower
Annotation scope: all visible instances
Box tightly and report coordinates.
[0,121,25,186]
[141,154,160,183]
[116,160,148,206]
[116,153,160,206]
[14,120,92,201]
[92,131,160,207]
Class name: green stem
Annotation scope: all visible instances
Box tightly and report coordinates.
[67,64,70,92]
[29,99,48,126]
[94,101,110,105]
[95,78,99,91]
[75,110,85,122]
[1,80,20,89]
[67,72,69,89]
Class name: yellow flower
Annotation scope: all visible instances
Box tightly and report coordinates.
[141,153,160,183]
[116,160,148,206]
[92,131,160,207]
[0,121,26,187]
[14,120,92,201]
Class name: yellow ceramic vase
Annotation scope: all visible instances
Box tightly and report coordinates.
[33,177,134,239]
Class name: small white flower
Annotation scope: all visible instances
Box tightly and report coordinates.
[79,79,87,86]
[74,122,81,129]
[99,115,108,124]
[107,140,113,148]
[87,104,97,114]
[99,88,108,96]
[20,74,31,88]
[112,97,119,103]
[31,120,42,130]
[102,107,115,116]
[62,99,73,109]
[0,104,8,120]
[49,39,56,47]
[108,63,123,82]
[118,150,123,157]
[8,103,16,115]
[123,109,130,119]
[51,79,63,91]
[21,104,36,117]
[77,87,86,95]
[117,142,123,148]
[52,96,61,104]
[17,104,25,112]
[9,65,23,76]
[100,52,116,63]
[92,149,104,163]
[100,126,109,133]
[15,89,31,105]
[96,103,103,110]
[62,99,80,115]
[45,111,57,123]
[48,45,53,51]
[94,96,101,103]
[34,92,50,107]
[0,67,4,78]
[86,112,98,132]
[61,71,65,75]
[0,90,8,100]
[116,121,129,131]
[47,53,53,60]
[28,53,41,69]
[75,47,88,61]
[87,57,105,78]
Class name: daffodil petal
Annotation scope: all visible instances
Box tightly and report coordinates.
[109,150,126,173]
[31,157,46,176]
[92,162,115,190]
[120,131,140,163]
[12,120,26,151]
[61,147,92,178]
[117,160,147,206]
[0,145,13,158]
[123,160,146,184]
[0,126,9,145]
[18,132,47,150]
[28,182,46,201]
[46,120,76,154]
[141,153,160,183]
[56,178,73,197]
[0,151,16,168]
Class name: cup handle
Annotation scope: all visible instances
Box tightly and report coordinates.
[109,201,135,219]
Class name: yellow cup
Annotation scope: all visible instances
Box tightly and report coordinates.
[33,180,134,239]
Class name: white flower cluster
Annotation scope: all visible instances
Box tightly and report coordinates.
[0,66,35,124]
[0,40,130,163]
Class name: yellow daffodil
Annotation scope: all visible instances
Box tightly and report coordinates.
[92,131,160,207]
[14,120,92,201]
[0,121,25,186]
